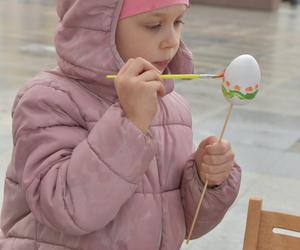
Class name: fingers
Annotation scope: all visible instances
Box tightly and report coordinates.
[201,161,234,175]
[129,61,165,96]
[147,80,166,97]
[196,136,235,186]
[116,58,165,96]
[137,69,161,82]
[205,139,231,155]
[203,150,235,165]
[122,57,159,78]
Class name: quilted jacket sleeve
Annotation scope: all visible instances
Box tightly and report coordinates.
[12,84,157,236]
[180,154,241,239]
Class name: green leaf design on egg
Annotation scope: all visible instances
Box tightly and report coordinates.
[222,85,258,100]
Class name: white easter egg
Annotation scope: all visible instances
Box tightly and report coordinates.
[222,54,261,105]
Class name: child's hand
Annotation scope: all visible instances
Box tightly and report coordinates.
[114,57,165,134]
[195,136,235,187]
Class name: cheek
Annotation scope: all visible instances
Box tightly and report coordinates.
[124,36,156,61]
[122,40,147,61]
[116,23,140,61]
[116,22,158,61]
[117,37,138,61]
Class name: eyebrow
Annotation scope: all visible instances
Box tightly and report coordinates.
[149,10,186,18]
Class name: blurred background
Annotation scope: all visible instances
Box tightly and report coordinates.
[0,0,300,249]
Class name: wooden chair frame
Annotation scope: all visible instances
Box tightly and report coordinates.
[243,197,300,250]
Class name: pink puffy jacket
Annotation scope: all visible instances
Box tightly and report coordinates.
[0,1,241,249]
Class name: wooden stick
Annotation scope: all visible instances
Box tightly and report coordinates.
[186,181,208,244]
[219,104,233,142]
[186,103,234,244]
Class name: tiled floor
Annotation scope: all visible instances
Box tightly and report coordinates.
[1,1,300,249]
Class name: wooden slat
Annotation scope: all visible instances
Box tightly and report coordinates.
[243,198,263,250]
[257,211,300,250]
[264,211,300,231]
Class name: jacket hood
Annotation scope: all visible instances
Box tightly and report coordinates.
[54,0,194,102]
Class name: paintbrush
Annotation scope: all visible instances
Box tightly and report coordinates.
[106,72,224,80]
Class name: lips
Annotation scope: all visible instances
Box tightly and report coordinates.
[152,60,170,72]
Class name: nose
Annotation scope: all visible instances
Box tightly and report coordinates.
[160,27,180,50]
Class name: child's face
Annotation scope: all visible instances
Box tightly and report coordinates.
[116,5,187,72]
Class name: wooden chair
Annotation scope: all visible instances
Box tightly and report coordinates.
[243,197,300,250]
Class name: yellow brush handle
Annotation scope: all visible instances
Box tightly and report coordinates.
[106,74,222,80]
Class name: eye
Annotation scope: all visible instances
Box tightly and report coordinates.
[147,23,162,31]
[174,19,185,27]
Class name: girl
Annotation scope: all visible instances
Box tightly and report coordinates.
[0,0,241,249]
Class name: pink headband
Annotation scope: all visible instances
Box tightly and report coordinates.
[120,0,190,19]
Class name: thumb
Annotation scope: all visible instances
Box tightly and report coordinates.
[196,136,218,163]
[199,136,218,150]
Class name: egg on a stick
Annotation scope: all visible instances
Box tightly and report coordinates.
[186,54,262,244]
[219,54,261,140]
